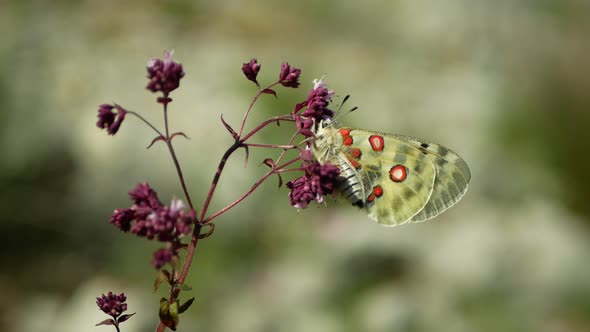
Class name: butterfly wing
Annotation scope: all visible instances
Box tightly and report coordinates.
[333,129,470,226]
[390,134,471,222]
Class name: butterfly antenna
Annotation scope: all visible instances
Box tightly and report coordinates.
[335,95,350,115]
[332,104,358,123]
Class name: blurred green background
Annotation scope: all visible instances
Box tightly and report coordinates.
[2,1,590,331]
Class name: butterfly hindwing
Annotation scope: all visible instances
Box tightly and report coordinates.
[395,136,471,222]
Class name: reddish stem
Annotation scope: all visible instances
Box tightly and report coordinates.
[238,82,279,137]
[203,157,300,223]
[198,142,241,222]
[155,106,298,332]
[275,167,306,173]
[275,131,301,165]
[155,100,202,332]
[241,115,294,142]
[199,114,293,223]
[127,111,165,138]
[245,143,300,150]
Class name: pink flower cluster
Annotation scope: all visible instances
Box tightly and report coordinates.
[110,183,194,268]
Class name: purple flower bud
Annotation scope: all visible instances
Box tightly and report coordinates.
[96,292,128,319]
[293,114,314,137]
[287,162,340,209]
[128,182,162,209]
[286,176,312,209]
[146,51,185,95]
[241,58,261,84]
[299,148,313,162]
[278,62,301,88]
[112,184,195,248]
[300,79,334,122]
[97,104,115,127]
[97,103,127,135]
[305,162,340,195]
[152,247,174,269]
[110,208,135,232]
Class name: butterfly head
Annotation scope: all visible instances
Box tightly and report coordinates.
[311,119,343,164]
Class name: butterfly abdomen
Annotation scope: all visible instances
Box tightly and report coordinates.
[336,158,366,208]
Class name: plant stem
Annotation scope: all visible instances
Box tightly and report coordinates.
[238,82,279,137]
[165,141,194,209]
[240,115,293,142]
[127,111,165,138]
[274,131,300,165]
[198,142,241,222]
[245,143,300,150]
[203,156,300,223]
[155,100,202,332]
[154,101,297,332]
[163,101,170,138]
[199,115,293,223]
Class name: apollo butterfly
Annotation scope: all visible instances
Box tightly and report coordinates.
[311,120,471,226]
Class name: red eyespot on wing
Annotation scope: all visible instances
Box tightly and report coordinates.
[367,193,376,203]
[347,157,361,169]
[369,135,384,151]
[339,128,351,137]
[350,148,362,159]
[343,136,354,146]
[389,165,408,182]
[373,185,383,197]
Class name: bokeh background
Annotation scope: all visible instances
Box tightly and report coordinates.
[2,1,590,331]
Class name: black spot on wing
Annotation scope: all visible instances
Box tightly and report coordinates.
[393,153,407,164]
[392,197,402,211]
[436,158,448,167]
[397,145,412,155]
[402,188,415,200]
[414,181,423,192]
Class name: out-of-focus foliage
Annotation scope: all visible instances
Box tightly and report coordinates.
[1,1,589,331]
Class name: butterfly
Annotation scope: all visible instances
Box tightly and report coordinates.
[311,120,471,226]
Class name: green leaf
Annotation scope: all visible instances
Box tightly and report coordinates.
[178,283,192,291]
[159,298,169,313]
[159,298,178,331]
[169,300,179,319]
[178,297,195,314]
[154,271,170,292]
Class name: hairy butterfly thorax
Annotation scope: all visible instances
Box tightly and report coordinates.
[311,120,471,226]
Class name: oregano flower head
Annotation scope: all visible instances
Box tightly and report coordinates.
[96,104,127,135]
[146,50,185,96]
[109,183,195,269]
[241,58,261,85]
[95,292,135,328]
